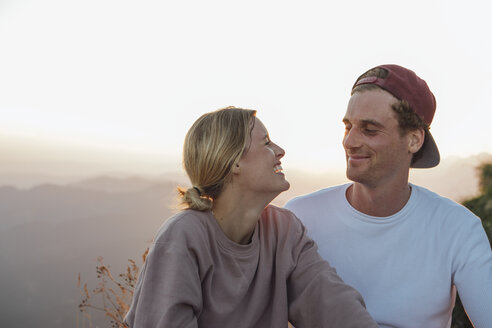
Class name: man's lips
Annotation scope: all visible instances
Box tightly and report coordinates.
[347,154,370,164]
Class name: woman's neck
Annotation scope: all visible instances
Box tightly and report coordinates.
[212,184,275,244]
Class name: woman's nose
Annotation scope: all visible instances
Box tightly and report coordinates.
[275,143,285,158]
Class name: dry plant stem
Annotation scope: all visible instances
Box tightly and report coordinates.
[77,248,148,328]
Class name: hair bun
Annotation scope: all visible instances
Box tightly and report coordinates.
[177,186,213,211]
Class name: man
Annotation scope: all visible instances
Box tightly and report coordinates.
[285,64,492,328]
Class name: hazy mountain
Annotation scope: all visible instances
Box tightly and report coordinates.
[0,182,178,328]
[0,132,182,189]
[0,153,490,327]
[410,152,492,202]
[69,176,176,193]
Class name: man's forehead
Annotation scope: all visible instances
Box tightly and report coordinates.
[348,89,398,108]
[345,90,398,122]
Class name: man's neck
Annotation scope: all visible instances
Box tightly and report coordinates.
[346,182,412,217]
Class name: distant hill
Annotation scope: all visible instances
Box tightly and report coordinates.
[410,152,492,202]
[69,176,175,193]
[0,181,178,328]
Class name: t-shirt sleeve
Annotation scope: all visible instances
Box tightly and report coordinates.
[124,223,202,328]
[284,198,301,216]
[452,213,492,328]
[286,215,378,328]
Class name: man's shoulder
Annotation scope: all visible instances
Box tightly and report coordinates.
[413,184,466,207]
[411,184,478,220]
[285,183,349,210]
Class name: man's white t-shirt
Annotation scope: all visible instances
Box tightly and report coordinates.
[285,183,492,328]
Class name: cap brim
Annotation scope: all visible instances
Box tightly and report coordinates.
[411,130,440,168]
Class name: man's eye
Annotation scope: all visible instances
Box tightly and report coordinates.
[363,128,377,134]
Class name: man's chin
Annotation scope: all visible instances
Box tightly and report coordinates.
[346,168,365,183]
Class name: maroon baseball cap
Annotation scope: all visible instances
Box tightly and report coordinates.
[352,64,440,168]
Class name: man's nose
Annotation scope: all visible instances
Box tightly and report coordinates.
[343,128,360,149]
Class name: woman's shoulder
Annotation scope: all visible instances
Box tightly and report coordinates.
[263,204,297,219]
[154,209,212,244]
[261,205,304,234]
[260,205,314,262]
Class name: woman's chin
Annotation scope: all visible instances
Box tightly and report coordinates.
[281,180,291,192]
[274,180,291,195]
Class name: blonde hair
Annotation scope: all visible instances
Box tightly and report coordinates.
[178,106,257,211]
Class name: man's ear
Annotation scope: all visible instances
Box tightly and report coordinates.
[408,128,425,154]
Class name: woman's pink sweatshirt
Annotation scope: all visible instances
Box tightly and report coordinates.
[124,205,377,328]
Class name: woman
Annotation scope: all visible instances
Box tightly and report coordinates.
[124,106,377,328]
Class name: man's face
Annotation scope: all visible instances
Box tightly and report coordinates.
[342,88,413,188]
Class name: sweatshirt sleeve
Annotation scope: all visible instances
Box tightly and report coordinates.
[286,216,378,328]
[124,225,202,328]
[452,213,492,328]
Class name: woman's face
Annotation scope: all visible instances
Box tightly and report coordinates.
[234,117,290,196]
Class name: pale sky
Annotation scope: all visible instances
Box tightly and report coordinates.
[1,0,491,175]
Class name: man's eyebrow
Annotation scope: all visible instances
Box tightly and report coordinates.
[342,118,384,129]
[360,119,385,128]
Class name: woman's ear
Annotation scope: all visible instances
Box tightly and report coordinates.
[408,128,425,154]
[231,162,240,175]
